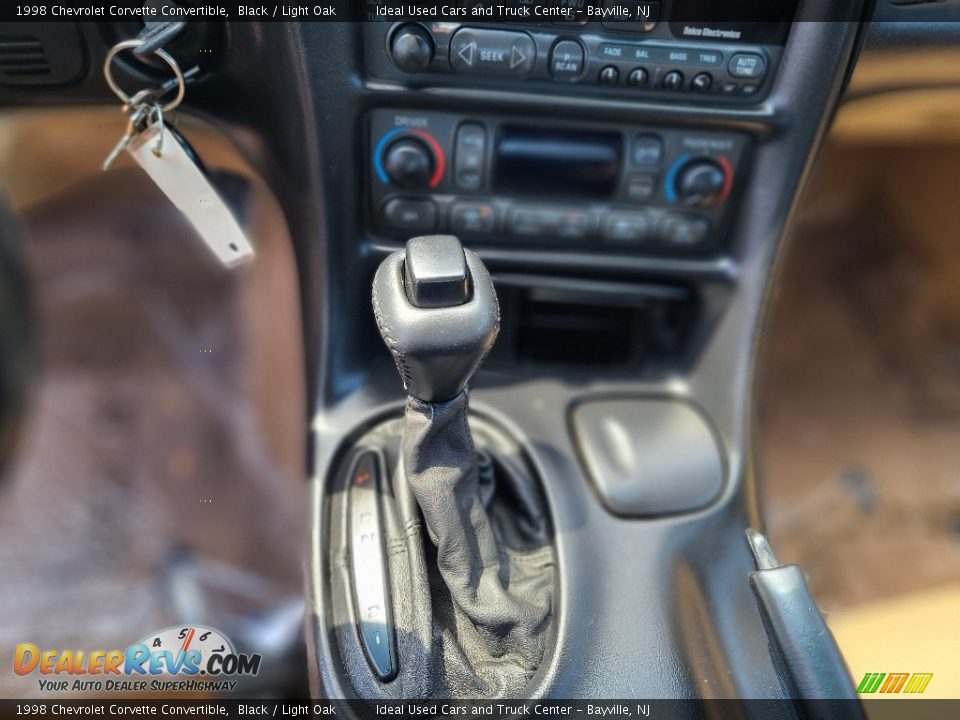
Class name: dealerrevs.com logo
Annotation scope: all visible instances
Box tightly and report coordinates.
[13,625,261,693]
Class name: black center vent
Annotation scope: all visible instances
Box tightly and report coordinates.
[0,35,50,79]
[0,24,86,87]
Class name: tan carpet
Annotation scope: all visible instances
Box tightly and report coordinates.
[0,113,305,697]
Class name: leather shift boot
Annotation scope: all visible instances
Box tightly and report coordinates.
[328,396,555,699]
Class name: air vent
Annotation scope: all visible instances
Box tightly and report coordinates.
[0,35,51,79]
[0,24,86,87]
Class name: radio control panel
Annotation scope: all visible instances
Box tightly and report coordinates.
[364,21,785,104]
[368,109,749,256]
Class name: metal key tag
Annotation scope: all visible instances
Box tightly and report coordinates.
[126,117,255,268]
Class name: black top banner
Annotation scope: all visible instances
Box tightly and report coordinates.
[2,0,868,24]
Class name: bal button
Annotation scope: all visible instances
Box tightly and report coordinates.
[627,68,649,87]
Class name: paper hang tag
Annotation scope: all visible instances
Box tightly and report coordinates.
[127,120,255,268]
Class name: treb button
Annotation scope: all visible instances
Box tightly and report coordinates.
[450,28,536,77]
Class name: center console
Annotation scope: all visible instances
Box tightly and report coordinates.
[303,1,868,705]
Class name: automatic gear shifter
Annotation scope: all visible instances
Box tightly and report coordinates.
[338,234,555,698]
[372,233,499,402]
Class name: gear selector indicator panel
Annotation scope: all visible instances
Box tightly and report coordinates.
[348,449,396,681]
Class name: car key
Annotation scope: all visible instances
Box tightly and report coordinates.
[102,38,254,268]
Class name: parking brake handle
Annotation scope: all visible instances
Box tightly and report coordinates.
[746,529,865,715]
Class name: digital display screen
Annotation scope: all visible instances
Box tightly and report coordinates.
[493,126,623,200]
[669,0,800,45]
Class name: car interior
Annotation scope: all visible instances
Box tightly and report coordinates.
[1,1,960,711]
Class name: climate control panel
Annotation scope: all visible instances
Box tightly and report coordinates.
[368,109,749,256]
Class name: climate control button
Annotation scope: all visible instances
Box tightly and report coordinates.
[375,128,445,189]
[673,158,728,207]
[660,214,711,248]
[383,138,435,189]
[602,211,653,244]
[454,123,486,191]
[451,202,496,235]
[666,155,733,208]
[383,198,437,232]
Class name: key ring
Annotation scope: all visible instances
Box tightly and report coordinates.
[103,39,185,113]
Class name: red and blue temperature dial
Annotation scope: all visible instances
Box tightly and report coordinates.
[664,154,733,208]
[374,128,445,190]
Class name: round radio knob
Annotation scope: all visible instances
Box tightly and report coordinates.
[674,158,728,208]
[383,137,435,189]
[389,24,435,74]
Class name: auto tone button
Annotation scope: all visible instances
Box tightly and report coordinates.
[729,53,767,80]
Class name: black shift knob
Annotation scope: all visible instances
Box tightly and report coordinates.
[372,235,499,403]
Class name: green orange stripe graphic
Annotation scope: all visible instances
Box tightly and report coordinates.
[857,673,885,693]
[880,673,909,693]
[903,673,933,694]
[857,672,932,694]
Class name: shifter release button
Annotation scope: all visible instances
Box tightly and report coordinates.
[348,450,397,681]
[403,234,471,308]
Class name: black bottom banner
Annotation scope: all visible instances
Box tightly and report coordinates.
[1,699,958,720]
